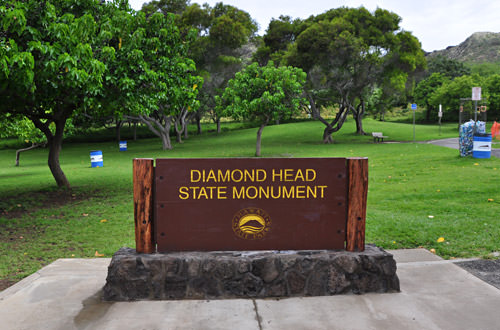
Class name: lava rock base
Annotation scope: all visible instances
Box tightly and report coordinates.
[103,245,399,301]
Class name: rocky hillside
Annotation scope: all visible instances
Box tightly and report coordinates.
[428,32,500,63]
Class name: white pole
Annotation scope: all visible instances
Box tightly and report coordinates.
[439,104,442,135]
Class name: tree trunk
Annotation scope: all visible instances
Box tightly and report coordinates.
[216,118,221,134]
[116,120,122,141]
[15,143,45,166]
[321,102,351,143]
[354,100,366,135]
[48,119,70,188]
[196,115,202,135]
[161,117,173,150]
[379,107,385,121]
[425,103,431,122]
[307,92,321,119]
[127,114,174,150]
[323,126,334,144]
[255,121,268,157]
[174,108,188,143]
[307,91,339,143]
[355,115,365,135]
[160,132,172,150]
[31,117,70,188]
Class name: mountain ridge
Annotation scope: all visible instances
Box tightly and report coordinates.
[427,32,500,63]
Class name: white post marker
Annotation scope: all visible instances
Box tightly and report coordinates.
[438,104,443,135]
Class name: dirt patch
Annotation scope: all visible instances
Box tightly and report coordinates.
[0,279,18,292]
[0,189,94,219]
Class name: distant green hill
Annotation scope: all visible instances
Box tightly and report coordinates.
[428,32,500,64]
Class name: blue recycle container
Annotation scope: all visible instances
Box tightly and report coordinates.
[459,121,475,157]
[90,150,103,167]
[473,135,492,159]
[119,141,127,151]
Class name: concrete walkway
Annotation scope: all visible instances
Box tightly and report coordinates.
[1,249,499,330]
[427,137,500,158]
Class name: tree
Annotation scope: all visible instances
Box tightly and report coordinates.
[285,7,425,142]
[427,55,471,79]
[1,0,109,188]
[253,15,300,66]
[218,62,306,156]
[484,74,500,119]
[140,1,257,135]
[98,9,202,150]
[429,75,485,121]
[1,0,201,190]
[469,62,500,77]
[141,0,189,16]
[414,73,448,121]
[178,2,257,134]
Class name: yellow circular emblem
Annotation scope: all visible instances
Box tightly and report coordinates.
[232,207,271,240]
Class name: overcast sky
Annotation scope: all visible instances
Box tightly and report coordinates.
[128,0,500,52]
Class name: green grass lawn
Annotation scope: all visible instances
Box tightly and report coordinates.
[0,118,499,287]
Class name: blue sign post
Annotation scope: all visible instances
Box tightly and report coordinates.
[411,104,417,142]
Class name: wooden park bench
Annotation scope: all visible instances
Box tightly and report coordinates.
[372,132,388,143]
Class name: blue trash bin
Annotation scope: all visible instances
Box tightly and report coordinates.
[90,150,103,167]
[473,135,492,159]
[119,141,127,151]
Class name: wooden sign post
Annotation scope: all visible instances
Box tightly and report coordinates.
[346,157,368,252]
[133,158,155,254]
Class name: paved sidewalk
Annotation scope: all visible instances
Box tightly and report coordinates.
[427,137,500,158]
[1,249,499,330]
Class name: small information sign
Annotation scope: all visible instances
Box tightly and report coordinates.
[411,103,417,110]
[472,87,482,101]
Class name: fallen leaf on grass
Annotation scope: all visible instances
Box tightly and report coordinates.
[95,251,104,257]
[430,248,436,254]
[437,237,445,243]
[474,163,479,166]
[488,199,494,202]
[82,213,89,217]
[100,219,107,223]
[428,215,434,219]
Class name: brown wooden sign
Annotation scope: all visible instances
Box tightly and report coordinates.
[136,157,367,253]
